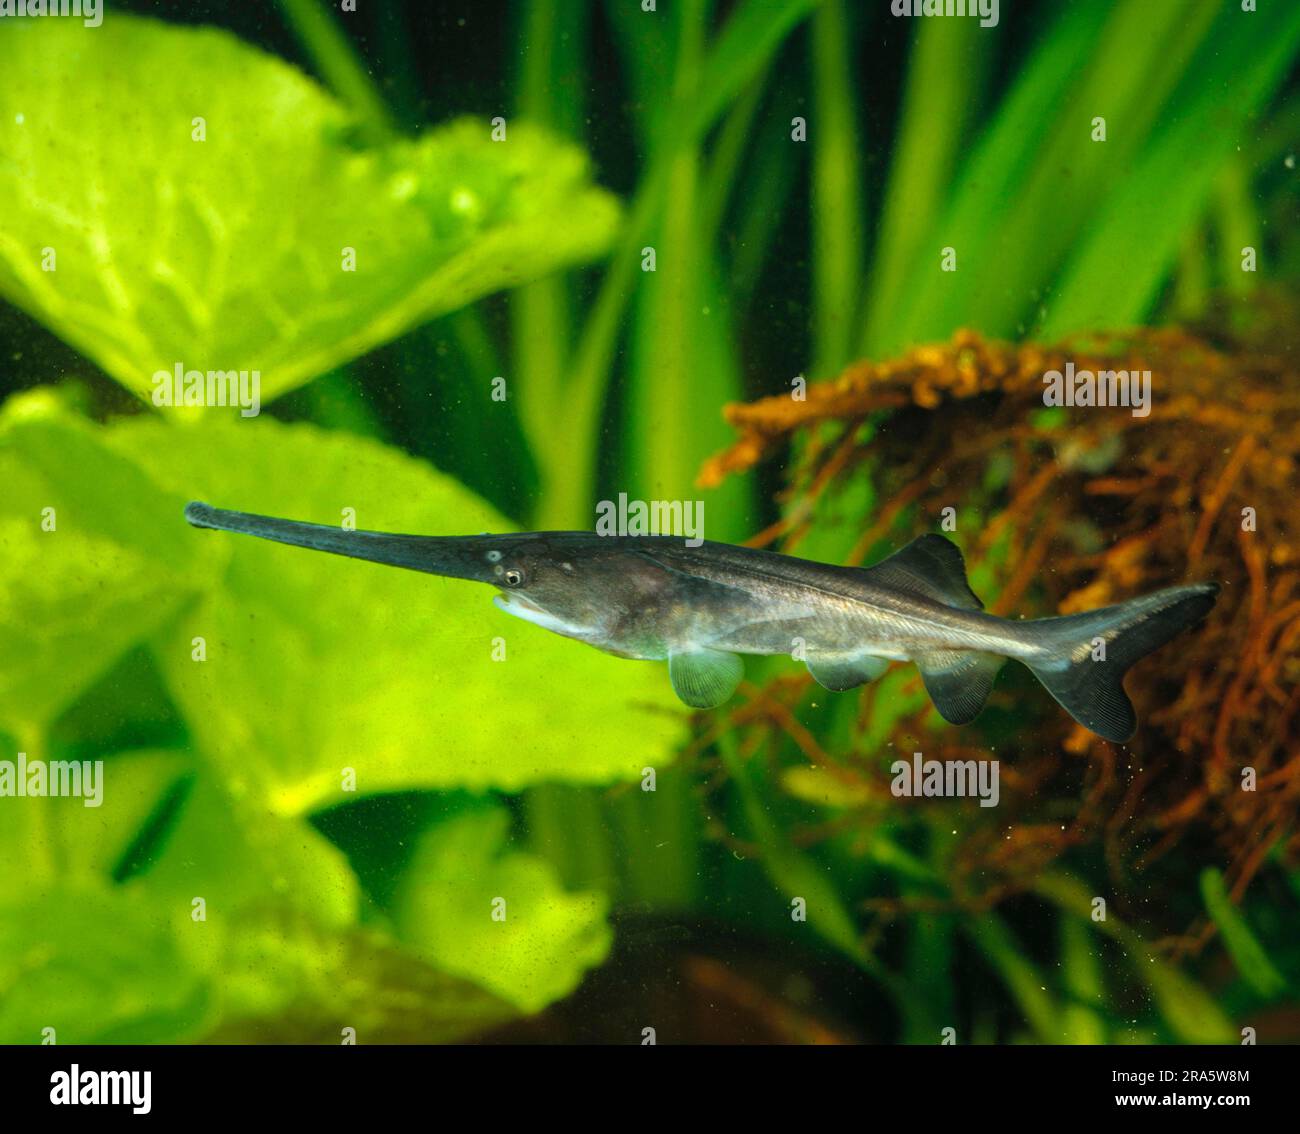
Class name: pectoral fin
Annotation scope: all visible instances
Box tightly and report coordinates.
[916,650,1004,724]
[668,649,744,709]
[805,652,891,691]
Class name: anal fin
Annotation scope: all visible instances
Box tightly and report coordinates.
[669,648,744,709]
[805,652,891,692]
[916,650,1004,725]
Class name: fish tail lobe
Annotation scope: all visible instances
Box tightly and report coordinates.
[1022,583,1219,742]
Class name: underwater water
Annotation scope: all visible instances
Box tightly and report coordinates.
[0,0,1298,1073]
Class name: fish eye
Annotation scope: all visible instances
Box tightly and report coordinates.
[503,568,524,586]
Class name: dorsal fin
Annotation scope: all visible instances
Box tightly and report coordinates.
[861,534,983,610]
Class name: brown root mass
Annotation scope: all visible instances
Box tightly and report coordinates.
[702,325,1299,948]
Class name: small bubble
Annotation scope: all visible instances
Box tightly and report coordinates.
[15,113,24,125]
[1285,154,1296,170]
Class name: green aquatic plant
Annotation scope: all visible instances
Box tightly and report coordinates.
[1,0,1297,1044]
[0,13,641,1042]
[0,17,618,404]
[0,393,657,1039]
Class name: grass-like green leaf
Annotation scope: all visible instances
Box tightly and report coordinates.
[860,12,988,356]
[1037,872,1236,1044]
[965,913,1060,1042]
[1041,1,1300,336]
[684,0,820,145]
[859,0,1300,352]
[719,736,875,973]
[1200,868,1288,1000]
[810,0,865,374]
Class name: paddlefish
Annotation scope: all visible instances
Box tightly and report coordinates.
[184,502,1218,742]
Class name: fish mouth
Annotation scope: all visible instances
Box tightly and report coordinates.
[493,591,588,637]
[494,590,557,623]
[495,591,545,614]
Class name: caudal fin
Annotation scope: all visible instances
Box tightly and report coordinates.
[1024,583,1219,742]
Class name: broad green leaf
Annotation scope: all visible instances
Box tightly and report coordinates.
[0,746,185,891]
[0,884,213,1044]
[138,768,361,937]
[199,909,519,1043]
[122,762,380,1034]
[0,750,510,1042]
[0,392,198,568]
[126,765,374,1035]
[394,801,612,1014]
[131,763,517,1040]
[0,15,619,405]
[0,518,183,734]
[0,741,361,1028]
[0,398,685,806]
[0,395,204,732]
[0,748,213,1042]
[97,415,685,808]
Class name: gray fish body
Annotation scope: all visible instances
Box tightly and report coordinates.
[622,539,1042,662]
[184,502,1218,742]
